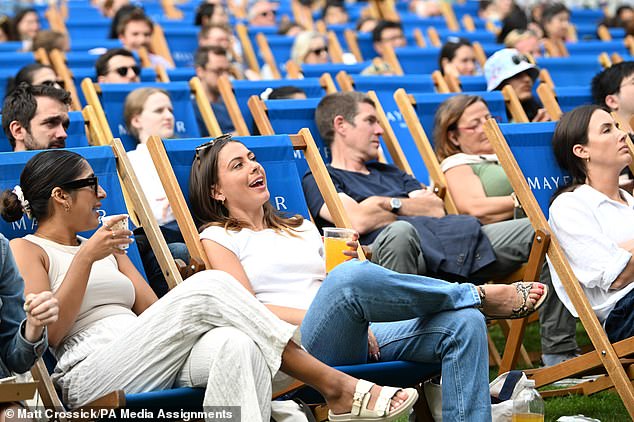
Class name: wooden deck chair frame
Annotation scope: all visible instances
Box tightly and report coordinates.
[217,73,336,136]
[149,23,176,68]
[612,53,624,65]
[484,117,634,413]
[0,381,37,403]
[256,33,283,79]
[426,27,441,48]
[461,14,476,32]
[501,85,529,123]
[344,29,364,62]
[380,44,404,76]
[33,47,50,66]
[599,52,612,69]
[393,88,546,372]
[535,83,563,121]
[440,2,460,31]
[235,24,260,74]
[48,49,83,111]
[472,42,487,69]
[160,0,184,19]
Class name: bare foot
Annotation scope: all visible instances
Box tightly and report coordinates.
[327,379,412,416]
[480,282,546,319]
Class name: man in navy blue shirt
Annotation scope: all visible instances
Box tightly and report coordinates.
[302,91,579,365]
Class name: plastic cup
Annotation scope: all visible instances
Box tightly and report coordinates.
[323,227,355,273]
[101,214,130,250]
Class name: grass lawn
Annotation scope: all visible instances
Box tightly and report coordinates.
[488,322,630,421]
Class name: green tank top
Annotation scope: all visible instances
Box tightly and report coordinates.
[469,162,513,197]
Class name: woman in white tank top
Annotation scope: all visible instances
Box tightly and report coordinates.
[0,149,419,422]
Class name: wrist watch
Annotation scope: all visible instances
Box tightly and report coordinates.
[390,197,402,214]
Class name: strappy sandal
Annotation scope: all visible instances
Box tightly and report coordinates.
[328,379,418,422]
[477,282,548,320]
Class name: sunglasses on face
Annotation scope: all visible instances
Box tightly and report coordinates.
[40,79,64,88]
[59,176,100,195]
[195,134,233,163]
[109,65,141,77]
[259,9,276,17]
[308,46,328,56]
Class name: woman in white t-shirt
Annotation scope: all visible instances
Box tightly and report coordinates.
[1,149,420,422]
[189,135,548,422]
[550,104,634,342]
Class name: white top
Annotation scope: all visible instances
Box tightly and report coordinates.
[439,153,499,172]
[128,143,175,225]
[548,184,634,322]
[199,220,324,310]
[23,235,136,345]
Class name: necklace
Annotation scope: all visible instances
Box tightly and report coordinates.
[33,232,80,246]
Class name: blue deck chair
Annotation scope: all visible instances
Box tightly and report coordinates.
[536,56,603,87]
[70,67,157,108]
[392,46,441,75]
[64,51,104,69]
[299,61,374,79]
[458,75,487,92]
[574,24,602,41]
[218,76,331,136]
[82,80,205,151]
[247,26,281,69]
[148,132,441,396]
[485,119,634,413]
[66,19,111,41]
[565,40,629,56]
[162,26,198,67]
[69,39,123,52]
[398,14,447,32]
[0,41,24,52]
[0,146,146,278]
[353,31,423,62]
[569,8,604,26]
[0,111,90,152]
[435,29,496,44]
[166,68,196,82]
[553,86,593,114]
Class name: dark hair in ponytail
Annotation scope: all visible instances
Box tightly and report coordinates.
[0,150,88,223]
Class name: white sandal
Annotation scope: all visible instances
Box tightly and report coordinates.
[328,379,418,421]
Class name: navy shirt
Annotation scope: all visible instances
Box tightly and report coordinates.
[302,162,422,243]
[196,100,235,136]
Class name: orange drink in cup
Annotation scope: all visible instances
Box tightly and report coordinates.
[323,227,356,273]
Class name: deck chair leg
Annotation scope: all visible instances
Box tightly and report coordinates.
[488,332,503,367]
[499,318,531,374]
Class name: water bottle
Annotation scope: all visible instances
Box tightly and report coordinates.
[512,380,545,422]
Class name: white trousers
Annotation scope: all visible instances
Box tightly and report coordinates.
[57,270,299,421]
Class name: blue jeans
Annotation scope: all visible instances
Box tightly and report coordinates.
[300,260,491,422]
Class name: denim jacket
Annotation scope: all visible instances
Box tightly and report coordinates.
[0,233,47,377]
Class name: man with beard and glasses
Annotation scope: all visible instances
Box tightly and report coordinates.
[2,83,70,151]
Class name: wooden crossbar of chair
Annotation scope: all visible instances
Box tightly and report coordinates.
[444,72,461,93]
[431,70,450,93]
[33,47,51,66]
[413,28,426,47]
[160,0,183,20]
[49,49,82,111]
[612,52,624,65]
[344,29,364,62]
[462,14,476,32]
[539,68,555,90]
[82,105,108,146]
[598,24,612,41]
[0,381,36,403]
[473,41,487,68]
[440,2,460,31]
[256,33,283,79]
[327,31,344,63]
[501,85,529,123]
[599,52,612,68]
[381,44,404,75]
[536,83,563,121]
[392,88,540,371]
[236,24,260,74]
[155,65,169,82]
[484,117,634,415]
[426,27,441,48]
[150,24,176,68]
[137,46,153,68]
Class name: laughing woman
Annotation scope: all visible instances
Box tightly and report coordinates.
[189,134,547,421]
[550,105,634,343]
[0,149,421,422]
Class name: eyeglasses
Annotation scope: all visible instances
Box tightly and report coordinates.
[308,46,328,56]
[511,54,530,65]
[59,176,99,195]
[456,115,496,133]
[195,134,232,163]
[108,65,141,77]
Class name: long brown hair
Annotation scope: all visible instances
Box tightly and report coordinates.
[189,135,304,233]
[433,94,487,161]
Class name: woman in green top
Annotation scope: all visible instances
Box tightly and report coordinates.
[433,94,580,367]
[434,94,519,224]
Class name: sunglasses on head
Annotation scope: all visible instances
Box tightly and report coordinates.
[110,65,141,77]
[195,134,233,163]
[59,176,99,195]
[511,54,530,65]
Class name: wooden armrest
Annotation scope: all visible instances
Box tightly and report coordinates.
[176,257,206,279]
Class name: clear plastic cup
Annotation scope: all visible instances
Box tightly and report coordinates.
[323,227,355,273]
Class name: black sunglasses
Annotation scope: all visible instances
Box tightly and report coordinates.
[308,46,328,56]
[195,134,233,163]
[511,54,530,65]
[59,176,99,195]
[40,79,64,88]
[109,65,141,77]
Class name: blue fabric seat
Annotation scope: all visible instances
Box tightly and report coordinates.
[299,61,374,79]
[565,40,629,56]
[393,46,441,74]
[552,86,593,113]
[536,56,603,87]
[458,75,487,92]
[162,26,199,67]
